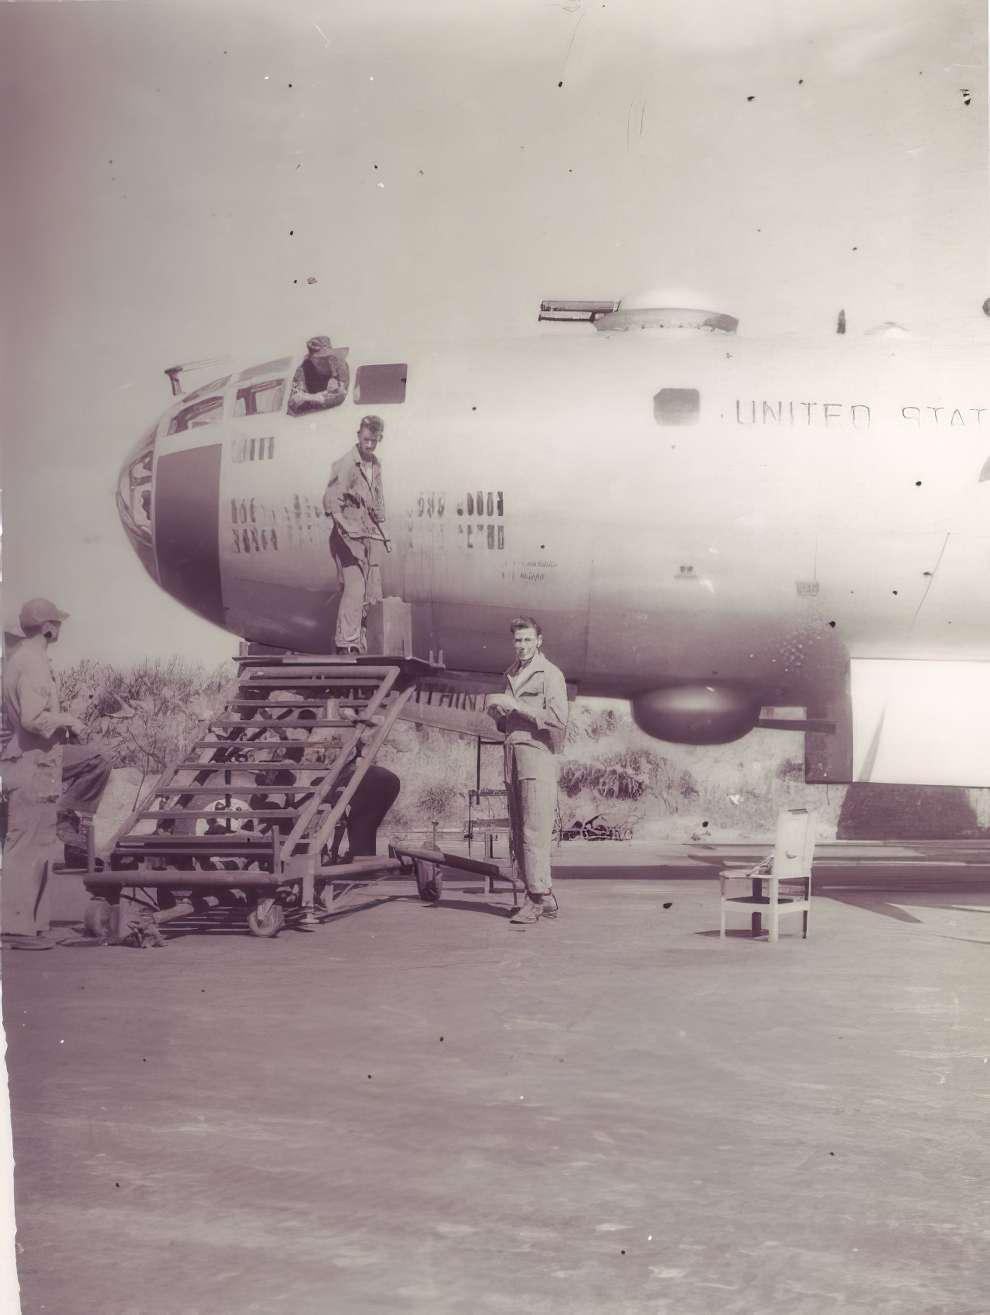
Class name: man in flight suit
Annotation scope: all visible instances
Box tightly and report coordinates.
[323,415,388,654]
[1,599,110,949]
[486,616,568,924]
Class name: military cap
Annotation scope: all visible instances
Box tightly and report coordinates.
[19,598,69,631]
[306,335,335,355]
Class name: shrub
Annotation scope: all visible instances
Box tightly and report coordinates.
[57,657,233,779]
[416,783,461,825]
[559,749,698,809]
[837,785,979,839]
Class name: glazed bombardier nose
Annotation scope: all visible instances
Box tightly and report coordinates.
[117,420,228,628]
[116,423,158,583]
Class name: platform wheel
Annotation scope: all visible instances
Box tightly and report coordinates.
[414,859,443,904]
[247,896,285,938]
[82,897,117,940]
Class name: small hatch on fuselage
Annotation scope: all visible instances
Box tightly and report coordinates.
[654,388,700,425]
[354,363,408,405]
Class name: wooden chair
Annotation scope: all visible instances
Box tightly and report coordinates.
[719,808,815,943]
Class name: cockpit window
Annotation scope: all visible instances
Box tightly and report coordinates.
[653,388,700,425]
[167,395,224,435]
[182,375,231,404]
[238,357,294,383]
[233,378,286,417]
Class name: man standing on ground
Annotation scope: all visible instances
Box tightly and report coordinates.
[323,415,388,654]
[1,599,111,949]
[486,616,568,924]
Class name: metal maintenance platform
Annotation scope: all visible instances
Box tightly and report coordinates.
[63,652,447,944]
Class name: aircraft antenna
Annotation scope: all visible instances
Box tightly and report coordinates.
[538,299,621,323]
[836,309,846,335]
[163,356,229,397]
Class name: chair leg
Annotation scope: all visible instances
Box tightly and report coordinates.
[768,881,779,943]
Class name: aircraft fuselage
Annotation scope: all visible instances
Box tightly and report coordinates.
[116,325,990,747]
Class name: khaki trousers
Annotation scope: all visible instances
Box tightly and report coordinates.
[505,748,557,897]
[331,530,384,650]
[2,753,60,936]
[60,742,112,818]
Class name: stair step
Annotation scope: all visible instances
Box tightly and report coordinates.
[237,668,395,680]
[188,737,366,752]
[208,717,370,730]
[150,786,317,799]
[170,761,337,773]
[225,700,330,710]
[116,834,274,848]
[138,808,305,820]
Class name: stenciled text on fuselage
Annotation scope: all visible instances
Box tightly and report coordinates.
[734,401,990,429]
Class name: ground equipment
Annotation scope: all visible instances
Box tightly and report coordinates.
[70,653,440,941]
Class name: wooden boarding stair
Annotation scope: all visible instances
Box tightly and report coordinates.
[82,653,440,941]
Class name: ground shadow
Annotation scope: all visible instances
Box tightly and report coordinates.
[400,895,516,921]
[695,928,775,939]
[822,893,924,924]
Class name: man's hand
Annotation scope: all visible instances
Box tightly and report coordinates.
[485,693,516,719]
[491,694,541,727]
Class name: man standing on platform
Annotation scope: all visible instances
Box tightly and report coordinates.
[323,415,388,654]
[486,616,568,924]
[1,599,111,949]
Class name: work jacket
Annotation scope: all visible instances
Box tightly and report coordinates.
[287,355,350,415]
[322,446,386,541]
[0,640,66,799]
[496,653,568,783]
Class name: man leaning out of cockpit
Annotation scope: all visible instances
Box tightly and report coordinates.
[287,335,350,415]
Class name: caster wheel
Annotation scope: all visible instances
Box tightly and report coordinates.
[83,898,117,940]
[414,859,443,903]
[247,897,285,938]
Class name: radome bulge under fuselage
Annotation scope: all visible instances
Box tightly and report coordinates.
[117,326,990,720]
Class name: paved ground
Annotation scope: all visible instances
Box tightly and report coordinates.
[3,867,989,1315]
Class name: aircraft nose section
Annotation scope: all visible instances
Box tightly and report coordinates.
[116,423,159,583]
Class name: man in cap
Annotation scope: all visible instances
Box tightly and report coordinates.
[322,415,388,654]
[1,599,110,949]
[486,616,568,925]
[288,334,350,415]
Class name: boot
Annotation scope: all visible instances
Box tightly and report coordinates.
[509,897,543,925]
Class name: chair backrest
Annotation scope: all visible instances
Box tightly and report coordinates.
[771,808,816,878]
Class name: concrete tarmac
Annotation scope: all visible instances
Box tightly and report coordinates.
[3,872,989,1315]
